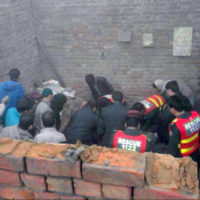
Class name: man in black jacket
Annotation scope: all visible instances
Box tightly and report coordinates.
[85,74,114,103]
[63,100,98,145]
[97,91,127,147]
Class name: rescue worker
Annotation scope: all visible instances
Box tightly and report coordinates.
[131,93,165,132]
[168,95,200,164]
[109,110,157,152]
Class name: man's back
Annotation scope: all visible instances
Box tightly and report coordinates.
[0,125,33,140]
[109,128,157,152]
[98,102,127,146]
[64,106,98,145]
[34,100,52,132]
[34,127,66,143]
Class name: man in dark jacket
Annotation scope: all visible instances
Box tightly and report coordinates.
[97,91,128,147]
[156,80,193,144]
[85,74,114,102]
[51,93,67,131]
[0,68,25,122]
[64,100,98,145]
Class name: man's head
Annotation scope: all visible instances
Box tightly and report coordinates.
[112,91,123,102]
[42,111,55,128]
[19,113,34,131]
[126,117,141,129]
[42,88,53,102]
[9,68,20,81]
[17,97,34,114]
[85,74,95,85]
[168,95,184,116]
[152,79,165,93]
[51,93,67,111]
[165,80,179,96]
[131,102,145,114]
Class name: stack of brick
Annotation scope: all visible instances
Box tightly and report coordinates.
[0,138,198,200]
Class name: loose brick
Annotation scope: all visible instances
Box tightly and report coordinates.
[27,143,69,160]
[74,179,102,198]
[145,153,198,194]
[59,195,85,200]
[134,186,198,200]
[20,173,46,191]
[83,163,144,187]
[34,192,59,200]
[0,138,20,154]
[27,157,81,178]
[0,154,24,171]
[102,184,131,200]
[0,187,34,199]
[47,177,73,194]
[0,170,21,187]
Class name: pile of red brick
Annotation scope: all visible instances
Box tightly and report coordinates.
[0,138,198,200]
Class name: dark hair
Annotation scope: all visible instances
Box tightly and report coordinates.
[131,102,145,112]
[51,93,67,112]
[112,91,123,102]
[168,95,184,112]
[9,68,20,81]
[17,97,34,113]
[19,113,34,130]
[86,100,96,109]
[165,80,179,93]
[42,111,55,127]
[126,117,140,127]
[85,74,95,84]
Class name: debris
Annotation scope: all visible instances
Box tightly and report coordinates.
[65,146,85,163]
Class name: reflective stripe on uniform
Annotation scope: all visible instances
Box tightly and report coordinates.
[180,133,199,144]
[148,97,159,107]
[180,144,198,154]
[154,95,164,106]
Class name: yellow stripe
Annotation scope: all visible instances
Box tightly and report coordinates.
[154,95,164,106]
[148,97,159,107]
[180,133,199,144]
[180,145,197,154]
[172,118,178,123]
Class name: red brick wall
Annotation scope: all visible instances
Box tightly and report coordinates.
[0,138,198,200]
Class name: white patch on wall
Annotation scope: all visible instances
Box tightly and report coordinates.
[173,27,193,56]
[143,33,154,47]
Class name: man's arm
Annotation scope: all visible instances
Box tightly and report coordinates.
[168,123,181,157]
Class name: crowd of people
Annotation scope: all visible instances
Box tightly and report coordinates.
[0,69,199,170]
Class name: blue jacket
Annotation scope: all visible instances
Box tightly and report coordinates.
[0,81,25,121]
[5,107,21,127]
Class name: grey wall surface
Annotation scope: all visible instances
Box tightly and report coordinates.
[0,0,200,103]
[0,0,39,91]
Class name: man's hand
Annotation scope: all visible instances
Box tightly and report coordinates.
[2,96,9,104]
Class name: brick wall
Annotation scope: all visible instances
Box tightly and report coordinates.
[0,138,198,200]
[0,0,39,91]
[0,0,200,103]
[32,0,200,102]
